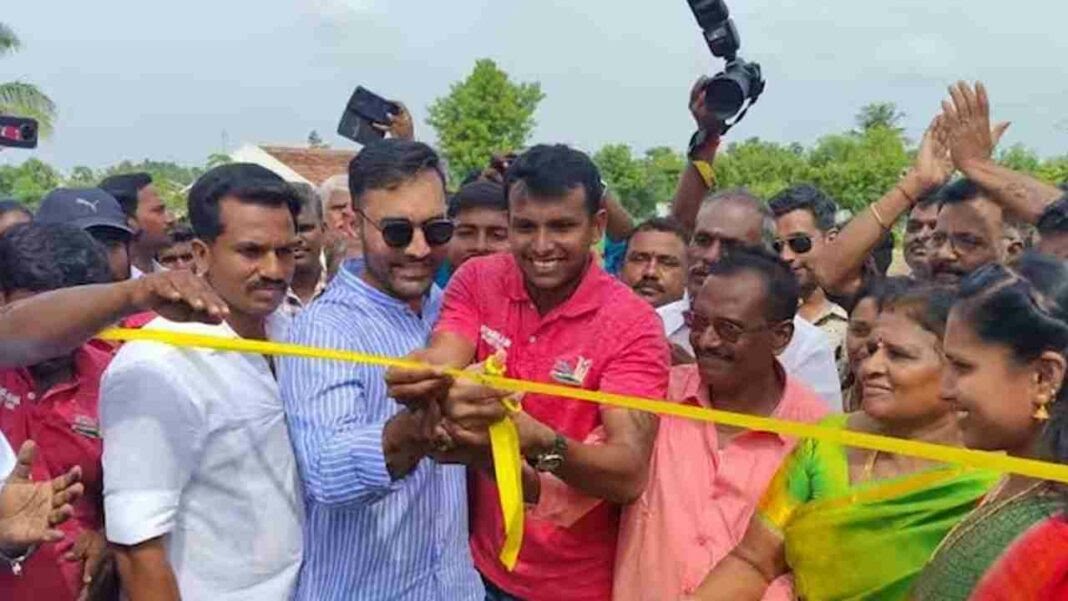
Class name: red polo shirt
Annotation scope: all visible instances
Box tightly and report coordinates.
[436,253,670,601]
[0,344,111,600]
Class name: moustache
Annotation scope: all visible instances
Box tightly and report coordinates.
[250,279,287,292]
[695,346,733,362]
[633,278,664,293]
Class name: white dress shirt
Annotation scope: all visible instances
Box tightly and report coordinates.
[669,315,843,412]
[656,298,689,339]
[100,315,303,600]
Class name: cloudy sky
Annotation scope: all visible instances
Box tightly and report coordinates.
[3,0,1066,171]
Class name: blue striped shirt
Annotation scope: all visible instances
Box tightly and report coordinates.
[279,260,483,601]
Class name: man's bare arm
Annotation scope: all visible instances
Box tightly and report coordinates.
[113,537,181,601]
[0,271,227,368]
[671,76,723,233]
[604,190,635,241]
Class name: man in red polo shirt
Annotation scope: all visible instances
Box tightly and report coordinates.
[0,222,117,600]
[387,144,669,601]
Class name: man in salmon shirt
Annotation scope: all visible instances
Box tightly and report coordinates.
[387,144,669,601]
[0,222,117,600]
[613,247,829,600]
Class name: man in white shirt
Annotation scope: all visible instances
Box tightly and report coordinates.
[100,163,304,600]
[619,217,690,340]
[671,190,842,411]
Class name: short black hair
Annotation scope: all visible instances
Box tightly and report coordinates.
[169,223,195,244]
[624,217,689,255]
[0,199,31,220]
[448,180,507,219]
[768,184,839,231]
[187,163,300,243]
[348,139,446,207]
[936,178,986,207]
[505,144,604,216]
[705,246,799,322]
[0,222,112,294]
[880,281,957,341]
[1037,194,1068,236]
[291,182,324,223]
[99,172,153,218]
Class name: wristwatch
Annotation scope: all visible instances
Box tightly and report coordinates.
[529,433,568,473]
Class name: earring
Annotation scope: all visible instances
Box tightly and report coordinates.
[1034,390,1052,421]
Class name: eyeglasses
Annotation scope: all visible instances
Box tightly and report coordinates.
[684,310,771,344]
[359,212,455,248]
[772,234,813,255]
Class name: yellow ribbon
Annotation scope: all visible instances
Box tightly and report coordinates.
[98,327,1068,560]
[483,353,524,571]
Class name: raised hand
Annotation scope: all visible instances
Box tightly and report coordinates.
[0,441,84,555]
[128,270,229,324]
[373,101,415,141]
[689,76,726,134]
[910,114,954,192]
[941,81,1010,172]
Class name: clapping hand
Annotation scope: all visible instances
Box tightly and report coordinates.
[941,81,1010,173]
[0,441,84,556]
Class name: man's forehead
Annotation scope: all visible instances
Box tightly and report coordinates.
[629,229,685,253]
[695,200,763,243]
[936,199,1001,234]
[695,271,766,315]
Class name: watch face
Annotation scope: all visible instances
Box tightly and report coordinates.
[536,454,564,473]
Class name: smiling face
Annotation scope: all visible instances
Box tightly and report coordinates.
[859,309,949,426]
[508,183,605,296]
[447,205,510,269]
[929,198,1005,284]
[941,307,1053,453]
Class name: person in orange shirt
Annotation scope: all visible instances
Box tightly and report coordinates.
[614,247,829,601]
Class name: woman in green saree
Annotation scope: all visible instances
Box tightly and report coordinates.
[693,283,998,601]
[911,254,1068,600]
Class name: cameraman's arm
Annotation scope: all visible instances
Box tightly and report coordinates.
[604,190,635,241]
[671,77,722,233]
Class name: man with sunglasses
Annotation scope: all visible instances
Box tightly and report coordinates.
[669,189,842,410]
[614,247,828,601]
[769,184,849,381]
[279,140,483,601]
[385,144,669,601]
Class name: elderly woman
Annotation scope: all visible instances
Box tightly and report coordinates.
[912,253,1068,599]
[693,283,997,600]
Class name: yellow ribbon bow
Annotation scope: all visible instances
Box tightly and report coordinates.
[483,352,524,570]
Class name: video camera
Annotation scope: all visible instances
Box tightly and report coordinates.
[686,0,765,132]
[0,116,38,149]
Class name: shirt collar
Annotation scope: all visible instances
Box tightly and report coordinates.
[337,258,442,314]
[808,300,848,325]
[502,253,608,318]
[677,361,808,442]
[656,298,689,337]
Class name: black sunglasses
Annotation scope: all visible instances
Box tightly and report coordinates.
[360,213,455,249]
[772,234,813,255]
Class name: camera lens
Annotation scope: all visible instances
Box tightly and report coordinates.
[18,122,36,141]
[704,74,747,121]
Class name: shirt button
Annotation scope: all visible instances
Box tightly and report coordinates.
[696,534,709,547]
[529,336,536,343]
[26,392,36,401]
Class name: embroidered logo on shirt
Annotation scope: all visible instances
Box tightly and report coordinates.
[0,386,20,410]
[550,356,592,387]
[480,325,512,354]
[71,415,101,439]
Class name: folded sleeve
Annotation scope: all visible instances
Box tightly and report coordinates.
[280,318,400,509]
[100,349,207,545]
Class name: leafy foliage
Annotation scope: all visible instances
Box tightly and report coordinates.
[427,59,544,182]
[0,23,56,136]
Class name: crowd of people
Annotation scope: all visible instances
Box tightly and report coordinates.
[0,76,1066,601]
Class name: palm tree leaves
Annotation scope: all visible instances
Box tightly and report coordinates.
[0,22,55,136]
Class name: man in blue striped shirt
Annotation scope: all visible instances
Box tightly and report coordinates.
[279,140,483,600]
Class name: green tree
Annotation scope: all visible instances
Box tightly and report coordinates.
[206,153,232,169]
[427,59,544,181]
[806,126,910,211]
[594,144,654,217]
[0,158,61,207]
[997,144,1041,174]
[855,102,905,133]
[307,130,328,149]
[0,23,57,137]
[66,165,96,187]
[715,138,810,199]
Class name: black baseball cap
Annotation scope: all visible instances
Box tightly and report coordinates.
[35,188,134,236]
